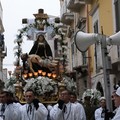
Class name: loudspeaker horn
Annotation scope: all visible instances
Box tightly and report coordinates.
[107,31,120,45]
[74,31,99,52]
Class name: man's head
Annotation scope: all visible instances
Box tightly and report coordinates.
[0,91,11,104]
[113,87,120,107]
[70,92,77,103]
[24,89,35,104]
[21,53,28,61]
[60,89,71,103]
[0,91,6,103]
[99,97,106,108]
[84,96,91,105]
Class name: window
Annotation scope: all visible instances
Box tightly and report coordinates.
[114,0,120,32]
[93,20,102,72]
[114,0,120,57]
[94,20,99,72]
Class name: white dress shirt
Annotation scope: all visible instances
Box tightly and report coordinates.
[74,102,86,120]
[112,106,120,120]
[20,103,48,120]
[50,102,86,120]
[94,107,105,120]
[0,103,21,120]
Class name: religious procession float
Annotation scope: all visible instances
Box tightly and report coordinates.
[2,8,101,105]
[3,8,77,104]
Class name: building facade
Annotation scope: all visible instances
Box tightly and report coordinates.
[0,1,7,80]
[59,0,120,99]
[60,0,89,98]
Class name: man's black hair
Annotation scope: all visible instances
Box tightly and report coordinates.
[25,89,36,95]
[1,90,13,97]
[70,92,77,98]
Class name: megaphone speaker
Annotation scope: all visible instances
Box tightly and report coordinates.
[74,31,99,52]
[107,31,120,45]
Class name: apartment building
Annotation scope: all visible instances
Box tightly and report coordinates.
[0,1,7,80]
[86,0,120,97]
[59,0,120,99]
[60,0,89,98]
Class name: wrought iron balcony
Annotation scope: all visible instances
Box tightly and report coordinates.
[73,65,88,77]
[67,0,85,13]
[76,17,86,29]
[84,0,92,4]
[61,12,74,25]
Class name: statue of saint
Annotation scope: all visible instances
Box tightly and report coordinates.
[28,34,54,73]
[21,53,57,74]
[29,34,52,59]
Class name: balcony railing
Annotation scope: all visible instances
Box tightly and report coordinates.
[67,0,85,13]
[84,0,92,4]
[76,17,86,30]
[61,12,74,25]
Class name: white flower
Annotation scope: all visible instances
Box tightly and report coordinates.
[23,76,58,95]
[4,76,18,93]
[82,89,101,103]
[63,76,77,92]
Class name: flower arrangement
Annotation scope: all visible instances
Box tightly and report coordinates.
[4,76,18,93]
[82,89,101,105]
[62,76,77,92]
[4,74,77,96]
[23,76,58,96]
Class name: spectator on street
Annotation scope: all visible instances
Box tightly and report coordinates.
[112,87,120,120]
[83,96,96,120]
[94,97,106,120]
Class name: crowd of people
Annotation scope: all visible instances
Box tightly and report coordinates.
[0,87,120,120]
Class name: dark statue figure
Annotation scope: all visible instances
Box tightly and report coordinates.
[29,34,53,73]
[29,34,52,59]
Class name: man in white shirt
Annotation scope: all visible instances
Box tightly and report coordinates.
[112,87,120,120]
[94,97,106,120]
[0,90,21,120]
[50,89,86,120]
[70,92,86,120]
[20,89,48,120]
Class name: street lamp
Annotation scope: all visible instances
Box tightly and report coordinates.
[74,30,120,112]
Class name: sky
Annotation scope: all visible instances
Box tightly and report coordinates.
[1,0,60,73]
